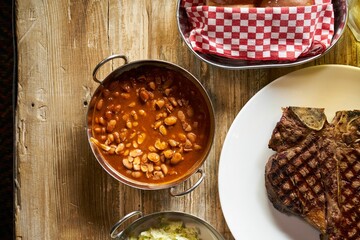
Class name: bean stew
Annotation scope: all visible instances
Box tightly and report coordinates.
[88,65,213,186]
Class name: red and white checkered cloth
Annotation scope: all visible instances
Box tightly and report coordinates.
[182,0,334,61]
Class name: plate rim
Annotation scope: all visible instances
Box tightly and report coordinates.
[217,64,360,239]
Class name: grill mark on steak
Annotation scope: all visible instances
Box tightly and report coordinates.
[326,147,360,240]
[327,110,360,240]
[266,131,327,232]
[265,107,360,240]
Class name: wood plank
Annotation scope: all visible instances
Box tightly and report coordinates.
[15,0,360,239]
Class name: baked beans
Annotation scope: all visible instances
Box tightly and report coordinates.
[89,66,211,184]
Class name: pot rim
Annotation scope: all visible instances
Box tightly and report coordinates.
[110,210,225,240]
[86,56,215,193]
[176,0,348,69]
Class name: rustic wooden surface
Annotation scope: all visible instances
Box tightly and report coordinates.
[15,0,360,239]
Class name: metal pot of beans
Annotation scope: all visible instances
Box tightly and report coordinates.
[87,54,215,196]
[109,211,225,239]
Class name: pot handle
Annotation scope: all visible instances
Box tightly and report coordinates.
[92,54,128,84]
[169,168,205,197]
[110,210,143,239]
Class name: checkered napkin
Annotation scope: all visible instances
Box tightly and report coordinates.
[181,0,334,61]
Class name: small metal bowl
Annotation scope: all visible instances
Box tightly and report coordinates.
[176,0,348,69]
[110,211,225,239]
[87,55,215,196]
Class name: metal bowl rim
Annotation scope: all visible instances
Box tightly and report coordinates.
[86,58,215,191]
[176,0,348,69]
[115,211,225,240]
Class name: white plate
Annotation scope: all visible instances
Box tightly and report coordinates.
[218,65,360,239]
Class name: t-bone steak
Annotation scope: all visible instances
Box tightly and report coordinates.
[265,107,360,240]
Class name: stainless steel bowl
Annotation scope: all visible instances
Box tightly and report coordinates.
[110,211,225,239]
[176,0,348,69]
[87,55,215,196]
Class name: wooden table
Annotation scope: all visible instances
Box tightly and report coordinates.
[15,1,360,239]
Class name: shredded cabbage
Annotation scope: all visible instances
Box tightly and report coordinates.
[128,220,200,240]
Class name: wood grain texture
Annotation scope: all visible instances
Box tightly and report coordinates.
[15,0,360,239]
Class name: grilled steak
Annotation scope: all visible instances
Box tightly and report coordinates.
[265,107,360,240]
